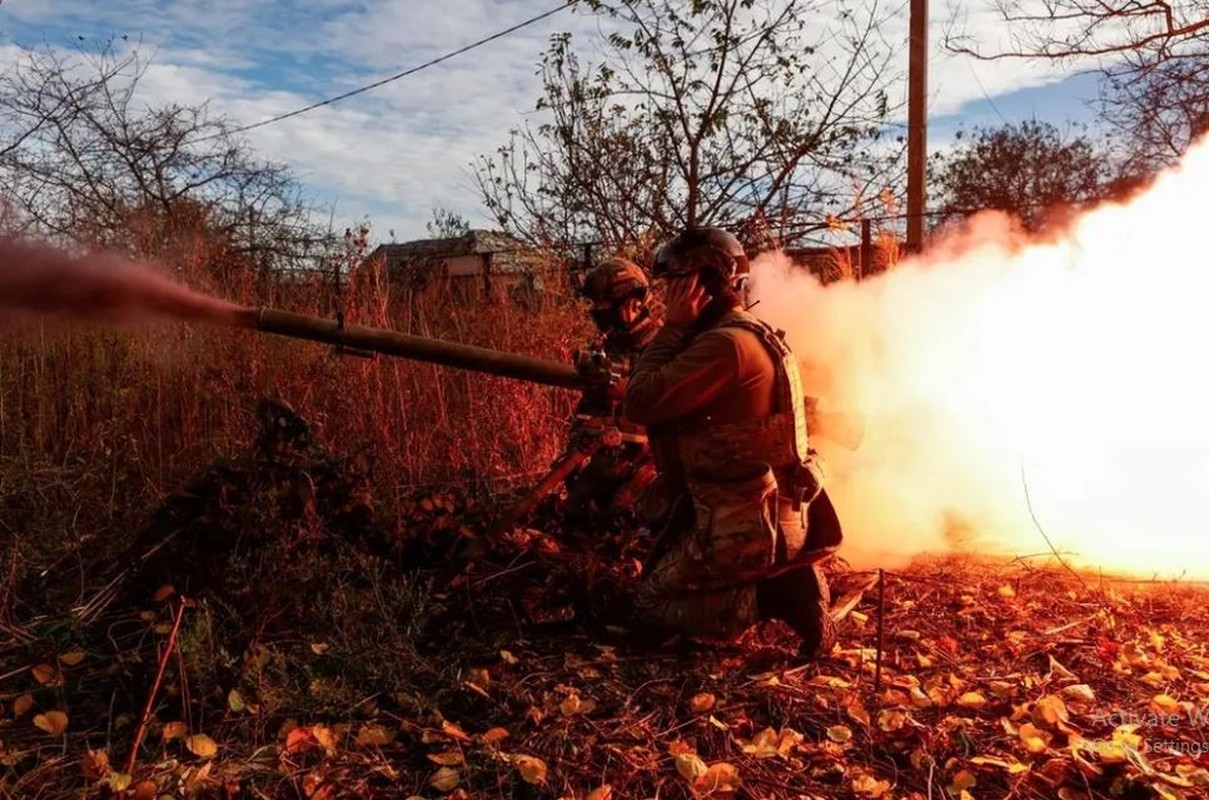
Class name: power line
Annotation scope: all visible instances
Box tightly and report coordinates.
[199,2,571,142]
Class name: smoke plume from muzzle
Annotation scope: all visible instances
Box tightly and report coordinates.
[751,132,1209,577]
[0,236,246,326]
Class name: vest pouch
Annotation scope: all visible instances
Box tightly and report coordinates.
[683,462,779,590]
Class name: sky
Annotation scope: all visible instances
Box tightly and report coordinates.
[0,0,1106,244]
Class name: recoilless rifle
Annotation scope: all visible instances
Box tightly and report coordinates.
[234,308,864,524]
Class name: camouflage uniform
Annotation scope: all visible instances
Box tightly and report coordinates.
[562,259,661,518]
[623,229,841,655]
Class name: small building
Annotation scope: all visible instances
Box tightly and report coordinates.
[362,229,549,299]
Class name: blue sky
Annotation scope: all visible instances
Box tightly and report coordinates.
[0,1,1106,243]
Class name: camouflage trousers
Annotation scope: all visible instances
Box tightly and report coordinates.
[633,464,809,640]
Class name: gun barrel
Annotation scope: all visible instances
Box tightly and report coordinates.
[248,307,584,390]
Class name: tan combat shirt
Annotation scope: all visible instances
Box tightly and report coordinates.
[623,308,779,482]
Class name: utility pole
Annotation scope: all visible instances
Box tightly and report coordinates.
[906,0,928,253]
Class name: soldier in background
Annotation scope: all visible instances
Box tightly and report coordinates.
[622,227,842,659]
[561,258,662,519]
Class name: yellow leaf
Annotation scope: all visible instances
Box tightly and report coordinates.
[429,767,460,792]
[878,709,907,732]
[808,675,851,689]
[311,723,337,751]
[32,663,56,685]
[428,750,464,766]
[1032,695,1069,728]
[958,692,988,709]
[34,710,68,735]
[675,752,707,781]
[948,769,977,794]
[355,724,393,747]
[153,584,176,602]
[500,649,519,664]
[827,724,853,743]
[1018,722,1050,754]
[185,734,218,759]
[1151,694,1180,715]
[691,692,716,713]
[851,774,891,797]
[59,650,86,667]
[560,694,582,715]
[161,721,188,741]
[227,689,246,713]
[971,755,1031,774]
[693,762,740,798]
[13,693,35,717]
[309,642,330,655]
[586,785,613,800]
[480,727,510,745]
[515,755,548,784]
[101,772,132,791]
[998,584,1016,598]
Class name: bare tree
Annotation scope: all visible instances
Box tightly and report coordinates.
[0,43,336,281]
[945,2,1209,176]
[474,0,903,250]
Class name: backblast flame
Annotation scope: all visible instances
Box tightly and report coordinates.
[751,133,1209,578]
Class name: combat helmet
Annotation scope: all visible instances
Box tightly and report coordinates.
[581,257,650,303]
[652,227,749,284]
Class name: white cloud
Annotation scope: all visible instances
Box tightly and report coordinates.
[0,0,1100,240]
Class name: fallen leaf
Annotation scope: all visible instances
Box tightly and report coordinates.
[851,774,891,797]
[80,747,110,780]
[998,584,1016,598]
[59,650,86,667]
[827,724,853,743]
[466,667,490,689]
[693,762,740,798]
[13,694,34,717]
[1018,722,1050,754]
[34,710,68,735]
[441,720,473,742]
[162,721,188,741]
[309,642,330,655]
[131,780,158,800]
[480,727,510,745]
[153,584,176,602]
[1150,694,1180,715]
[285,727,316,752]
[31,663,56,685]
[185,734,218,759]
[227,689,246,713]
[845,695,872,727]
[691,692,716,713]
[878,709,907,732]
[586,785,613,800]
[675,752,708,781]
[958,692,988,710]
[311,724,337,752]
[101,772,132,792]
[429,767,460,792]
[1062,684,1095,703]
[355,724,393,747]
[428,750,464,766]
[515,755,547,784]
[499,649,519,665]
[948,770,976,794]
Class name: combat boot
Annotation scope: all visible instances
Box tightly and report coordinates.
[757,563,836,660]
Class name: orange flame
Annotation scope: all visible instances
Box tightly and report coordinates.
[751,133,1209,578]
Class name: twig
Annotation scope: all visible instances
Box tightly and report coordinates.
[125,597,186,776]
[874,568,885,697]
[1020,465,1087,589]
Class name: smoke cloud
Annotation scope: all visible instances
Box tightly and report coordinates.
[749,132,1209,576]
[0,236,246,326]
